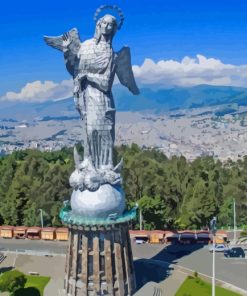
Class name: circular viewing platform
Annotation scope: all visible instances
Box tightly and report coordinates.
[60,202,137,227]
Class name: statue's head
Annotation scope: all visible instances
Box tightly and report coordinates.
[94,14,118,43]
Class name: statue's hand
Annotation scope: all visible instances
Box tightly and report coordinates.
[73,84,81,98]
[73,74,86,98]
[73,77,81,98]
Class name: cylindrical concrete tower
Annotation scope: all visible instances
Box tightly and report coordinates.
[64,223,136,296]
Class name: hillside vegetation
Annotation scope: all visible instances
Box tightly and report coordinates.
[0,144,246,229]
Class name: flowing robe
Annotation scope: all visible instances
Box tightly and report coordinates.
[76,38,116,169]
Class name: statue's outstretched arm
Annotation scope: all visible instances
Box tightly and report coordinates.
[44,28,81,77]
[115,46,140,95]
[86,73,111,93]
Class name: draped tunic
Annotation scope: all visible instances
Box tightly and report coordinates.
[76,38,116,169]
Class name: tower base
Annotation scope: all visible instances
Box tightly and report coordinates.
[64,223,136,296]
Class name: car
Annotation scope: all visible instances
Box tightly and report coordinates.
[135,236,149,244]
[224,247,245,258]
[209,244,229,252]
[135,238,147,244]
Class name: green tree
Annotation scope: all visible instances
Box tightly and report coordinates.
[0,146,247,230]
[137,195,167,229]
[0,270,27,295]
[23,202,40,226]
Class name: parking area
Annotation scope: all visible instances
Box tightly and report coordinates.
[132,243,247,292]
[0,239,247,295]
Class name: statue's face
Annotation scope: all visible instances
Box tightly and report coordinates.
[100,15,116,36]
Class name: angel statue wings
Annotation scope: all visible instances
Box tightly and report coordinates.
[44,5,139,175]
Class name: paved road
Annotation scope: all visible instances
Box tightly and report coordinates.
[171,247,247,291]
[0,238,68,254]
[1,238,247,293]
[132,243,247,293]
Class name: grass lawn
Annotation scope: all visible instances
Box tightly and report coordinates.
[15,275,50,296]
[175,276,241,296]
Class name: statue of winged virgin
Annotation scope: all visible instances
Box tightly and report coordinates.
[44,6,140,218]
[44,6,139,172]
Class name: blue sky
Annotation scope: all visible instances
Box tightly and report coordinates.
[1,0,247,99]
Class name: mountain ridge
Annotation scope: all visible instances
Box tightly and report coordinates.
[0,84,247,120]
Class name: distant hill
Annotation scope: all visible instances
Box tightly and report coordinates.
[113,84,247,112]
[0,84,247,120]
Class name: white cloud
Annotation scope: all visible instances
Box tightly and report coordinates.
[133,54,247,87]
[1,79,73,102]
[1,54,247,102]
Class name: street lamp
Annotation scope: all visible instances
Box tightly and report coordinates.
[210,216,217,296]
[135,202,143,231]
[38,209,44,228]
[233,198,237,244]
[139,207,143,231]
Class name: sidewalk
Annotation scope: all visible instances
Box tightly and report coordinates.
[44,278,64,296]
[160,269,187,296]
[134,268,187,296]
